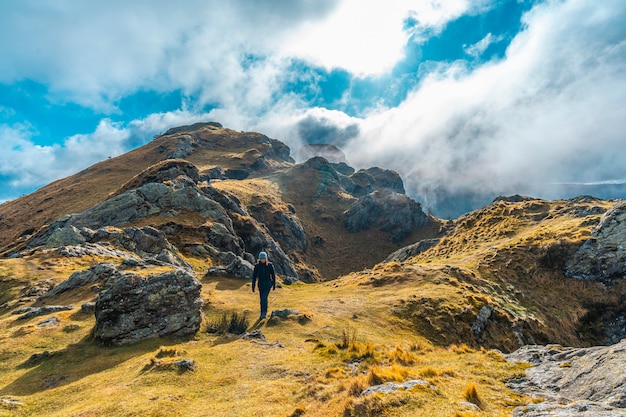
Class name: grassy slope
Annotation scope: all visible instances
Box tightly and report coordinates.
[0,252,529,417]
[0,136,178,254]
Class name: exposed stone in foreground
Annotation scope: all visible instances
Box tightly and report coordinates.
[506,339,626,416]
[361,379,433,396]
[94,270,203,345]
[565,201,626,282]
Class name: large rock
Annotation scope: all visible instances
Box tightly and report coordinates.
[345,190,430,242]
[506,339,626,416]
[93,270,203,345]
[565,201,626,282]
[206,256,254,279]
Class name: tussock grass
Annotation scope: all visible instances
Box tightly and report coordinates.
[204,310,250,335]
[1,262,535,417]
[367,364,408,386]
[464,382,484,409]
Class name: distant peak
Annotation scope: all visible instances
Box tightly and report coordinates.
[163,122,223,136]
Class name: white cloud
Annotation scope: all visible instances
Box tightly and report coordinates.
[0,0,339,110]
[464,33,503,58]
[281,0,483,75]
[342,0,626,209]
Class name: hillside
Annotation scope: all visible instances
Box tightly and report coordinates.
[0,123,625,416]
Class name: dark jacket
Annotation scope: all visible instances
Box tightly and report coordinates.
[252,262,276,291]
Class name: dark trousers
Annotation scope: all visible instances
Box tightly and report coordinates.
[259,286,271,316]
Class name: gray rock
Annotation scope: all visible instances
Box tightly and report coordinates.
[206,256,254,279]
[0,398,24,408]
[506,339,626,416]
[241,329,266,340]
[270,309,300,319]
[81,302,96,313]
[57,242,137,259]
[45,263,121,298]
[21,280,55,299]
[565,201,626,282]
[94,270,203,345]
[44,225,87,248]
[173,359,196,372]
[16,305,73,320]
[361,379,432,396]
[345,190,430,242]
[37,317,60,327]
[150,249,193,270]
[281,276,300,285]
[348,167,406,197]
[471,305,495,342]
[384,239,440,262]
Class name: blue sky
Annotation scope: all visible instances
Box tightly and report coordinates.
[1,0,626,215]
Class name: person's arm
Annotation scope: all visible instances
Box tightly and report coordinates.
[251,264,258,292]
[270,264,276,290]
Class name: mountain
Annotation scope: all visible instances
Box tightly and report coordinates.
[0,123,624,416]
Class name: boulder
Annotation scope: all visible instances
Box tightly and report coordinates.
[565,201,626,281]
[206,256,254,280]
[94,270,203,345]
[506,339,626,416]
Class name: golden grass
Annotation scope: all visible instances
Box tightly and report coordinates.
[2,196,621,416]
[463,382,484,409]
[0,251,535,417]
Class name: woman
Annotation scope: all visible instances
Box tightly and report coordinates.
[251,251,276,319]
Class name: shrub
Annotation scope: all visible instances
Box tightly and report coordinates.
[205,311,250,335]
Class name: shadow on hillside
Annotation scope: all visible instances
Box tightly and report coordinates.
[213,278,250,291]
[0,334,181,396]
[208,319,265,347]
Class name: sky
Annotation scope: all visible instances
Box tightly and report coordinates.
[1,0,625,217]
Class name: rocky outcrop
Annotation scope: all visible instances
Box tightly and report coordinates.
[45,263,121,298]
[13,305,73,320]
[345,190,430,242]
[347,167,405,197]
[94,270,203,345]
[25,169,233,249]
[206,256,254,280]
[506,339,626,416]
[384,238,440,262]
[565,201,626,282]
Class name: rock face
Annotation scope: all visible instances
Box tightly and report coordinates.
[506,339,626,416]
[384,238,440,262]
[45,263,121,298]
[345,190,430,242]
[565,202,626,282]
[93,270,203,345]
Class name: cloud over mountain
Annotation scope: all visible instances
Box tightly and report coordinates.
[1,0,625,214]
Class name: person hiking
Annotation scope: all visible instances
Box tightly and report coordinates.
[251,251,276,319]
